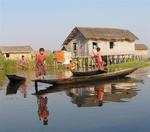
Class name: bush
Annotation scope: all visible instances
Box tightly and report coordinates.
[3,59,17,73]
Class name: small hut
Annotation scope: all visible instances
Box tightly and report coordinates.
[135,44,149,60]
[0,45,33,60]
[62,27,138,64]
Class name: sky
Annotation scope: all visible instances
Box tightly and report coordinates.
[0,0,150,50]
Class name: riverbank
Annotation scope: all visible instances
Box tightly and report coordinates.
[107,60,150,70]
[0,58,149,87]
[0,55,65,73]
[0,53,149,73]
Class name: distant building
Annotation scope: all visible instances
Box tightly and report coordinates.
[62,27,138,64]
[135,44,149,60]
[0,45,33,60]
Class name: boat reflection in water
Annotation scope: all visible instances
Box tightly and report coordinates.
[6,79,28,98]
[66,81,138,107]
[35,77,143,109]
[32,77,143,125]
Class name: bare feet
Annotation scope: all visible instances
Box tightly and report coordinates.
[36,75,45,80]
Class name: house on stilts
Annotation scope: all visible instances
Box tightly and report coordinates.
[62,27,138,65]
[135,44,149,60]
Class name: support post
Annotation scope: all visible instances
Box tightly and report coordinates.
[35,81,38,94]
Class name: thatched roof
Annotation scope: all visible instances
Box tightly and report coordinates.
[63,27,138,45]
[0,45,33,54]
[135,44,149,50]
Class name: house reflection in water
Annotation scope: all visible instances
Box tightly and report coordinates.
[66,82,138,107]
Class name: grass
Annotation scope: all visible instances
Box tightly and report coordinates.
[107,60,150,70]
[0,55,18,73]
[0,55,64,73]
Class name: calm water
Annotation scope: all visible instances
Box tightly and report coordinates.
[0,67,150,132]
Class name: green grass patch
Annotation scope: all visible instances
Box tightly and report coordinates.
[0,55,17,73]
[107,60,150,70]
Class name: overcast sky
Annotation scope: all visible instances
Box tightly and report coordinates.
[0,0,150,50]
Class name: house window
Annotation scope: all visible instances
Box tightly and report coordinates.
[73,43,77,51]
[6,53,10,58]
[73,43,77,57]
[93,42,98,49]
[110,42,114,49]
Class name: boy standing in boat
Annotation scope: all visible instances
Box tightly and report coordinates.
[67,60,76,71]
[93,47,104,70]
[36,48,46,79]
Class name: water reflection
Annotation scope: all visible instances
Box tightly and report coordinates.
[6,79,28,98]
[35,77,142,108]
[37,95,49,125]
[68,84,105,107]
[0,67,149,131]
[5,75,143,126]
[20,80,28,98]
[95,84,104,106]
[67,82,138,107]
[6,81,23,95]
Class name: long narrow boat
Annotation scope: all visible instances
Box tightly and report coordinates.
[33,67,139,85]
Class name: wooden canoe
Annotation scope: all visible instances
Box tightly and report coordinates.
[33,67,140,85]
[72,69,107,76]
